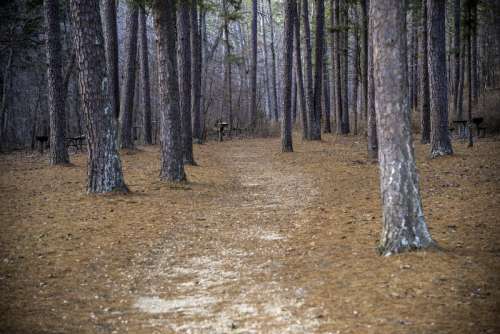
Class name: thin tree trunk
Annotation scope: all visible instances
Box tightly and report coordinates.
[333,0,344,134]
[139,6,152,145]
[178,0,195,164]
[292,67,298,122]
[352,10,359,136]
[361,0,368,124]
[70,0,127,193]
[119,4,139,149]
[44,0,70,165]
[101,0,120,119]
[471,2,479,104]
[341,0,349,134]
[152,0,186,182]
[420,0,431,143]
[250,0,258,128]
[261,10,273,119]
[303,0,314,138]
[323,39,332,133]
[268,0,279,122]
[466,1,474,147]
[366,0,378,160]
[294,0,308,139]
[371,0,435,256]
[428,0,453,157]
[223,0,233,133]
[310,0,324,140]
[191,0,203,143]
[282,0,295,152]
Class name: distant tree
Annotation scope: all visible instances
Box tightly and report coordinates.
[302,0,314,139]
[43,0,69,165]
[310,0,324,140]
[420,0,431,143]
[428,0,453,158]
[341,0,349,134]
[250,0,258,128]
[267,0,279,122]
[138,6,152,145]
[101,0,120,119]
[152,0,186,182]
[294,0,308,139]
[178,0,195,164]
[366,0,377,160]
[282,0,295,152]
[70,0,127,193]
[452,0,463,120]
[191,0,203,144]
[323,38,332,134]
[119,3,139,149]
[371,0,435,255]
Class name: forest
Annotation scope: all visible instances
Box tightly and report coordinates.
[0,0,499,332]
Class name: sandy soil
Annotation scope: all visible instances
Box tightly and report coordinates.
[0,134,499,334]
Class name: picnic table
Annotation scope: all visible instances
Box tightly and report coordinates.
[65,135,86,151]
[215,121,229,142]
[452,120,468,139]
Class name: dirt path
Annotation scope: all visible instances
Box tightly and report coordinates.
[127,143,323,333]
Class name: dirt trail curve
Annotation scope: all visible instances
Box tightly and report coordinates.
[126,143,322,333]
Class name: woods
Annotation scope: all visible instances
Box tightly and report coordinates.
[1,0,500,332]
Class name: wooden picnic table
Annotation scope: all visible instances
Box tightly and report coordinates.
[65,135,86,151]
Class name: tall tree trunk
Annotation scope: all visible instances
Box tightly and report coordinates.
[261,10,273,119]
[428,0,453,158]
[466,0,474,147]
[360,0,368,123]
[250,0,258,128]
[70,0,127,193]
[292,67,298,122]
[294,0,308,139]
[302,0,314,138]
[268,0,279,122]
[341,0,349,134]
[333,0,344,134]
[310,0,324,140]
[152,0,186,182]
[366,0,378,160]
[282,0,295,152]
[44,0,70,165]
[371,0,434,256]
[178,0,195,164]
[453,0,463,120]
[119,4,139,149]
[420,0,431,143]
[352,10,359,136]
[471,2,479,104]
[191,0,203,143]
[101,0,120,119]
[139,6,152,145]
[223,0,233,133]
[323,39,332,133]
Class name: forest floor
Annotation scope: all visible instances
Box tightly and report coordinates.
[1,134,499,334]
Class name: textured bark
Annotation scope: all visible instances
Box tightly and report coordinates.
[471,3,479,104]
[420,0,431,143]
[466,2,474,147]
[323,39,332,134]
[139,7,152,145]
[261,10,273,119]
[191,0,203,143]
[250,0,258,128]
[282,0,295,152]
[360,0,368,123]
[70,0,127,193]
[101,0,120,119]
[341,0,349,134]
[223,0,233,132]
[178,0,195,164]
[294,0,308,139]
[333,0,344,135]
[371,0,434,256]
[428,0,453,158]
[310,0,324,140]
[366,0,378,160]
[352,13,359,136]
[153,0,186,182]
[291,69,297,122]
[268,0,279,122]
[44,0,70,165]
[453,0,462,120]
[302,0,314,139]
[119,4,139,149]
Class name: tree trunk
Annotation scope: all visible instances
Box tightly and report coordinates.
[44,0,70,165]
[268,0,279,122]
[223,0,233,133]
[119,4,139,149]
[261,10,273,119]
[282,0,295,152]
[310,0,324,140]
[341,0,349,134]
[101,0,120,120]
[178,0,195,164]
[420,0,431,143]
[360,0,368,124]
[294,0,308,139]
[323,39,332,134]
[371,0,435,256]
[152,0,186,182]
[471,2,479,104]
[333,0,344,135]
[292,67,298,122]
[191,0,203,144]
[302,0,314,139]
[352,10,359,136]
[428,0,453,158]
[466,1,474,147]
[366,0,378,160]
[139,6,152,145]
[250,0,258,128]
[70,0,127,193]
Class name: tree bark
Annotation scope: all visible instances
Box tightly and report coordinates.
[250,0,258,128]
[360,0,368,124]
[294,0,308,139]
[70,0,127,193]
[282,0,295,152]
[119,4,139,149]
[44,0,70,165]
[261,9,273,119]
[101,0,120,119]
[341,0,349,134]
[310,0,324,140]
[366,0,378,160]
[178,0,195,164]
[453,0,462,120]
[371,0,435,256]
[191,0,203,143]
[352,9,359,136]
[323,39,332,134]
[302,0,314,139]
[268,0,279,122]
[223,0,233,133]
[420,0,431,143]
[428,0,453,158]
[139,6,152,145]
[152,0,186,182]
